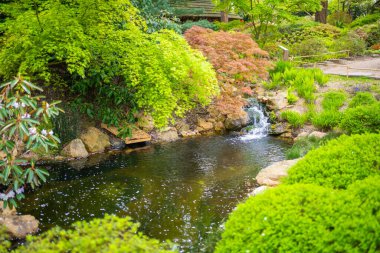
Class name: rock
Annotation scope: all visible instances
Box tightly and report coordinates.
[224,112,250,130]
[308,131,327,139]
[101,124,151,145]
[156,127,179,142]
[256,159,300,186]
[197,118,214,132]
[137,114,154,132]
[295,131,309,141]
[269,122,288,135]
[214,121,225,132]
[280,132,293,139]
[180,130,200,138]
[175,121,190,133]
[249,186,269,196]
[80,127,111,153]
[0,202,16,216]
[109,135,126,150]
[61,139,89,158]
[0,214,39,239]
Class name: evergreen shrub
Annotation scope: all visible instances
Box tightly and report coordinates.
[340,103,380,134]
[349,92,377,108]
[285,134,380,189]
[215,177,380,253]
[311,110,342,130]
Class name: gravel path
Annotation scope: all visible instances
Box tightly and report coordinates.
[317,56,380,79]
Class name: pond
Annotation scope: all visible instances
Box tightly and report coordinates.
[18,135,290,252]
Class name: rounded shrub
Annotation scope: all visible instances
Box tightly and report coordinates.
[311,110,342,130]
[284,134,380,189]
[14,215,175,253]
[322,91,346,111]
[340,103,380,134]
[293,37,328,56]
[333,32,366,56]
[215,178,380,253]
[349,92,377,108]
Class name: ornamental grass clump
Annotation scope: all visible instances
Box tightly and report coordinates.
[215,176,380,253]
[285,133,380,189]
[0,77,62,208]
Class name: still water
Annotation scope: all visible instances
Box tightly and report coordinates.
[19,136,290,252]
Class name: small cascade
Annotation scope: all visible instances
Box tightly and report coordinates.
[240,98,270,140]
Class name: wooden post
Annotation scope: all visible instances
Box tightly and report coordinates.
[221,11,228,22]
[279,46,289,61]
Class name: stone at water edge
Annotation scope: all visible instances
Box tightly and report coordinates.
[224,112,250,130]
[80,127,111,153]
[308,131,327,139]
[295,131,310,141]
[196,118,214,132]
[249,186,269,196]
[156,127,179,142]
[0,202,39,239]
[61,139,89,158]
[256,159,300,187]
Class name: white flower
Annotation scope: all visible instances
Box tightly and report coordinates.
[49,130,54,135]
[22,113,31,119]
[45,103,50,109]
[15,187,24,194]
[41,129,47,136]
[28,127,37,135]
[21,103,26,108]
[13,102,20,108]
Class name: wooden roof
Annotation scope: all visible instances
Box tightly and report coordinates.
[171,0,241,20]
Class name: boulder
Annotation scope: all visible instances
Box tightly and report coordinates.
[249,186,269,196]
[61,139,89,158]
[156,127,179,142]
[180,130,200,138]
[197,118,214,132]
[80,127,111,153]
[137,114,154,132]
[0,202,39,238]
[256,159,300,186]
[109,135,126,150]
[309,131,327,139]
[214,121,225,132]
[268,122,288,135]
[295,131,309,141]
[224,112,250,130]
[0,214,39,239]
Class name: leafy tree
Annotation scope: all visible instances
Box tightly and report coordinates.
[0,0,218,128]
[0,77,62,208]
[213,0,322,45]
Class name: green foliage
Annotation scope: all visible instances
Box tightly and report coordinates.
[366,24,380,47]
[269,61,293,75]
[293,74,316,102]
[215,177,380,253]
[313,69,329,86]
[286,88,298,105]
[340,103,380,134]
[350,13,380,28]
[280,110,307,128]
[311,110,343,130]
[332,32,366,56]
[0,0,218,128]
[0,226,10,253]
[349,92,377,108]
[14,215,176,253]
[322,91,346,111]
[214,20,245,31]
[285,134,338,159]
[327,11,352,27]
[181,20,218,33]
[293,37,328,56]
[285,134,380,189]
[0,78,62,208]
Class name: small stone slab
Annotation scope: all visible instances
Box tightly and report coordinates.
[256,159,300,186]
[101,124,151,144]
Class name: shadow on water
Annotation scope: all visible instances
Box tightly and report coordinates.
[18,135,290,252]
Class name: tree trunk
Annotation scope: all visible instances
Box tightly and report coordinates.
[315,1,328,24]
[221,11,228,22]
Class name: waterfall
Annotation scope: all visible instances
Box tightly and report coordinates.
[240,98,270,140]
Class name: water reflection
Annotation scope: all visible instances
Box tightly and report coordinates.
[19,136,290,252]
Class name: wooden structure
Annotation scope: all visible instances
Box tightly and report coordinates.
[171,0,241,22]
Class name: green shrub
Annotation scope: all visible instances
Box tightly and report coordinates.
[285,133,338,159]
[181,20,218,33]
[269,61,293,75]
[350,13,380,28]
[321,91,346,111]
[327,11,352,27]
[293,37,328,56]
[15,215,176,253]
[311,110,343,130]
[0,226,10,253]
[340,103,380,134]
[313,68,329,86]
[349,92,377,108]
[215,20,245,31]
[286,88,298,105]
[215,178,380,253]
[280,110,307,128]
[293,75,316,102]
[332,32,366,56]
[285,134,380,189]
[366,24,380,47]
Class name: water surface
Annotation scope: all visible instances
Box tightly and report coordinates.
[19,136,290,252]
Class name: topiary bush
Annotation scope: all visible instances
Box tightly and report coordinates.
[284,134,380,189]
[340,103,380,134]
[215,177,380,253]
[349,92,377,108]
[14,215,176,253]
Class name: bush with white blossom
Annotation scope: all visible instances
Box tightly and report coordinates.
[0,77,62,208]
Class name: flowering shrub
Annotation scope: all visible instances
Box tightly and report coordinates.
[0,77,62,208]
